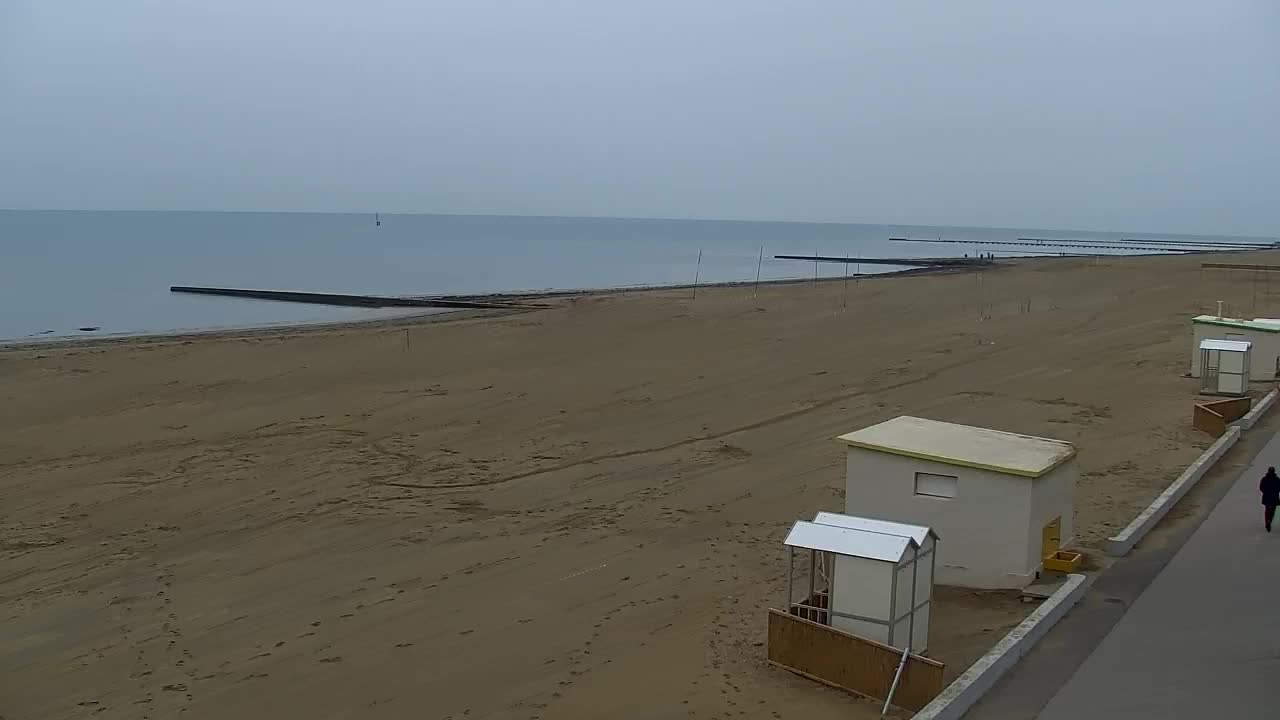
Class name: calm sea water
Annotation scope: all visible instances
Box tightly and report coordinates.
[0,210,1187,341]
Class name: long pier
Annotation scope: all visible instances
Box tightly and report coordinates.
[889,238,1204,253]
[1019,237,1274,250]
[170,286,546,310]
[773,254,994,267]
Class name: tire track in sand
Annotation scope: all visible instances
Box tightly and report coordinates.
[379,345,1020,493]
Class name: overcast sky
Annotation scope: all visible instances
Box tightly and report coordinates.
[1,1,1277,234]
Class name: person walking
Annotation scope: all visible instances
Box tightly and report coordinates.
[1261,466,1280,532]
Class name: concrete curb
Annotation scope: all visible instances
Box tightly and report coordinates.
[1233,388,1278,431]
[1104,426,1241,556]
[912,573,1093,720]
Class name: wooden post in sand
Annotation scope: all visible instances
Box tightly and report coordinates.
[754,246,764,299]
[842,253,850,310]
[692,248,703,302]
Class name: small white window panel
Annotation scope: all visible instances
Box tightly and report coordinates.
[914,472,957,499]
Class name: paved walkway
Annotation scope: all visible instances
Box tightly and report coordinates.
[1036,431,1280,719]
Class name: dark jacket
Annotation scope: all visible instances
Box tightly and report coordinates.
[1261,471,1280,506]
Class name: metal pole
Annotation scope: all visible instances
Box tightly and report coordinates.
[823,553,832,624]
[888,562,898,647]
[908,545,918,651]
[926,538,937,652]
[882,645,911,716]
[787,547,794,612]
[813,248,819,289]
[808,549,817,621]
[692,248,703,302]
[754,245,764,299]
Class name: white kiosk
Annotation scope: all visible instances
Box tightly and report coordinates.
[839,416,1078,589]
[1191,315,1280,380]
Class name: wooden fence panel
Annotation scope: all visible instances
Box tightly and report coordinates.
[1193,397,1252,437]
[766,609,944,712]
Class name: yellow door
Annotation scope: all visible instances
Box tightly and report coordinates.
[1041,517,1062,559]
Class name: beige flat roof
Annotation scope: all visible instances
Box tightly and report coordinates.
[1192,315,1280,333]
[836,416,1076,478]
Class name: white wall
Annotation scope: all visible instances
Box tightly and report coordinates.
[1216,351,1249,395]
[1191,323,1280,380]
[845,448,1035,588]
[831,549,931,652]
[830,554,892,643]
[1026,460,1077,574]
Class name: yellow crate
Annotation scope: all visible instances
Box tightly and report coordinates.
[1043,550,1083,573]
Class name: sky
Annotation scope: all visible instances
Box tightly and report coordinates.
[1,1,1277,234]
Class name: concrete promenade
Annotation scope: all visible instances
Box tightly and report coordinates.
[1035,432,1280,718]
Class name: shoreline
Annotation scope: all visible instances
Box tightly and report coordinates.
[0,263,974,353]
[0,308,468,353]
[434,260,983,301]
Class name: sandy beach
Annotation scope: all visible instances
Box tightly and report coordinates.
[2,251,1274,719]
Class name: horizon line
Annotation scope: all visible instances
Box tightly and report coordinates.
[0,207,1273,241]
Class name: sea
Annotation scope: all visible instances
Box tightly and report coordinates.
[0,210,1229,342]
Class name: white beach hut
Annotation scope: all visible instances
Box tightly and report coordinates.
[1191,315,1280,381]
[838,416,1078,589]
[1197,339,1251,396]
[783,512,936,653]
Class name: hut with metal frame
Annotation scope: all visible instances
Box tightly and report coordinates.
[783,512,936,653]
[1197,338,1251,396]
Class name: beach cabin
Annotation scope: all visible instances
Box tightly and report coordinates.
[839,416,1077,589]
[783,512,936,653]
[1198,339,1251,396]
[1191,315,1280,381]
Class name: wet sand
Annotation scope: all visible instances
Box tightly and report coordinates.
[1,252,1272,718]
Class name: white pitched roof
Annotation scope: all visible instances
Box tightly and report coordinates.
[812,511,937,545]
[836,416,1076,478]
[783,520,915,563]
[1200,339,1251,352]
